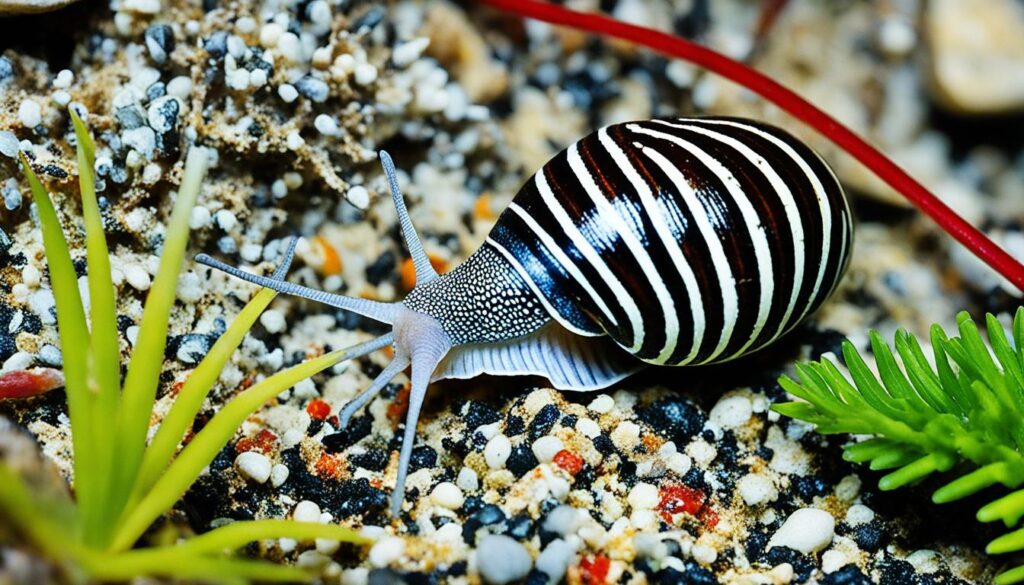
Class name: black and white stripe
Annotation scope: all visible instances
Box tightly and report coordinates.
[486,116,853,365]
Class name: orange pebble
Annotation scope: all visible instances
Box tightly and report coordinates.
[314,235,342,275]
[400,254,448,291]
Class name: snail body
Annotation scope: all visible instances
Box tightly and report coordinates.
[198,116,853,514]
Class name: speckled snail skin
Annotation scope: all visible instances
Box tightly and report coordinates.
[196,116,854,515]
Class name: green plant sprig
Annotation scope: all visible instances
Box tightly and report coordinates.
[1,110,373,583]
[774,308,1024,584]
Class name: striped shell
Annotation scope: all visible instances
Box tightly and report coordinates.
[486,116,853,366]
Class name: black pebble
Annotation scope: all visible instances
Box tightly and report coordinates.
[852,521,887,553]
[878,558,919,585]
[821,565,873,585]
[639,397,706,444]
[763,547,815,583]
[505,414,525,436]
[560,414,578,428]
[350,448,388,471]
[351,5,385,32]
[146,81,166,101]
[294,76,329,103]
[792,475,830,501]
[408,445,437,471]
[505,514,534,540]
[592,434,615,455]
[464,401,500,428]
[506,444,538,477]
[115,105,146,130]
[204,31,228,58]
[462,495,484,514]
[474,503,505,526]
[321,414,372,451]
[0,56,13,83]
[525,569,549,585]
[144,24,175,63]
[0,334,16,363]
[365,250,396,285]
[529,404,560,440]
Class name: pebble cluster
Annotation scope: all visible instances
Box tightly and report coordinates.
[1,0,1022,583]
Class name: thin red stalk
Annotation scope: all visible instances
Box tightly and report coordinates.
[481,0,1024,292]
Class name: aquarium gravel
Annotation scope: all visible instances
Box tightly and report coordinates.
[2,0,1024,583]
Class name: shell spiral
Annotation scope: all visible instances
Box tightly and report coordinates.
[485,117,853,366]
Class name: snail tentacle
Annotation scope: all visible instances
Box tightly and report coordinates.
[337,353,409,428]
[380,150,438,286]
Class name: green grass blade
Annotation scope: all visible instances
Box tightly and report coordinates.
[1014,308,1024,364]
[0,466,81,561]
[879,451,955,490]
[111,344,376,551]
[19,154,98,545]
[176,519,369,555]
[133,287,278,500]
[989,527,1024,555]
[995,565,1024,585]
[935,462,1023,504]
[109,147,209,525]
[86,551,313,583]
[978,489,1024,526]
[70,110,123,546]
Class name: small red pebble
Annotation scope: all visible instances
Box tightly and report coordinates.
[387,385,411,422]
[699,506,720,530]
[579,554,611,585]
[552,449,584,475]
[315,452,343,479]
[235,437,256,453]
[0,368,64,399]
[658,484,706,523]
[327,414,340,429]
[306,399,331,420]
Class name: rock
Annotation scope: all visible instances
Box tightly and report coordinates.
[0,0,78,15]
[235,451,272,483]
[926,0,1024,113]
[768,508,836,554]
[535,539,575,583]
[477,534,532,584]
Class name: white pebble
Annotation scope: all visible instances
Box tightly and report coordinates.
[456,467,479,492]
[286,131,305,150]
[347,185,369,209]
[587,394,614,413]
[271,463,290,487]
[189,206,211,229]
[821,549,847,573]
[430,482,464,509]
[293,500,321,523]
[542,505,580,536]
[354,63,378,85]
[737,473,777,506]
[574,417,601,438]
[476,535,532,584]
[392,37,430,67]
[768,508,835,554]
[249,68,267,87]
[53,69,74,89]
[227,69,250,91]
[214,209,237,231]
[278,83,299,103]
[21,265,40,287]
[2,351,33,373]
[0,131,19,158]
[259,23,284,48]
[277,32,302,63]
[484,434,512,469]
[124,264,152,291]
[610,421,640,451]
[240,243,263,263]
[627,483,660,510]
[709,393,753,429]
[531,435,564,463]
[235,451,272,483]
[314,114,339,136]
[845,504,875,527]
[692,543,718,565]
[260,309,287,333]
[18,100,42,128]
[535,539,575,583]
[368,536,405,568]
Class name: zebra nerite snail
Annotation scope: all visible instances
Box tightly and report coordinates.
[197,116,853,514]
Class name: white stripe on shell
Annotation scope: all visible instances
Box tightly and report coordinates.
[535,166,646,354]
[506,201,620,328]
[597,128,702,365]
[657,119,802,347]
[630,123,773,362]
[694,118,833,326]
[628,134,738,363]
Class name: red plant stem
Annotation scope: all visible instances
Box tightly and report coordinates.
[481,0,1024,292]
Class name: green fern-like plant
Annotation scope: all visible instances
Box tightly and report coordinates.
[0,109,372,583]
[774,308,1024,584]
